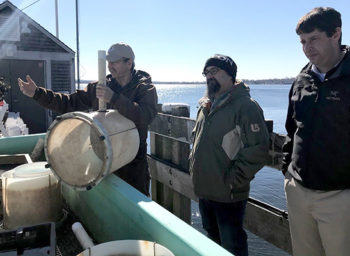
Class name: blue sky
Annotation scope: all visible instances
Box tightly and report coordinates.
[5,0,350,82]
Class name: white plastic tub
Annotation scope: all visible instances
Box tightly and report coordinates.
[2,162,62,230]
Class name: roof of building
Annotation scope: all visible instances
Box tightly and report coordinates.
[0,0,75,54]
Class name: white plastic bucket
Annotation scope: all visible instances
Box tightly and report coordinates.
[2,162,62,230]
[45,110,139,190]
[77,240,175,256]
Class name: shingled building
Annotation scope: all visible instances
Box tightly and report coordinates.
[0,0,75,133]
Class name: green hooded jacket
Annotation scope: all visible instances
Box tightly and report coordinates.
[189,82,270,202]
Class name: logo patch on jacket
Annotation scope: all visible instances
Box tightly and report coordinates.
[250,124,260,132]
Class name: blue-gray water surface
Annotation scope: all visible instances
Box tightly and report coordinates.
[155,83,291,256]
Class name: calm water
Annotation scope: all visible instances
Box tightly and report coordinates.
[155,83,291,256]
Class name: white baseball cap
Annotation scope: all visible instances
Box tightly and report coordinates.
[106,43,135,62]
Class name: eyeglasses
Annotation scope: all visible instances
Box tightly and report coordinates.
[202,67,220,77]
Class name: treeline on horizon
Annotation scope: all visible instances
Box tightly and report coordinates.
[78,78,295,85]
[242,77,295,85]
[152,77,295,85]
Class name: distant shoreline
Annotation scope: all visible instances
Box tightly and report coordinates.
[77,78,294,85]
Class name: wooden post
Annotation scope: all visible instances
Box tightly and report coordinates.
[149,104,192,223]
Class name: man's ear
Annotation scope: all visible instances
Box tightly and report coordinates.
[127,59,133,69]
[332,27,342,41]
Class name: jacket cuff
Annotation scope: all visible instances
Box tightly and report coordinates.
[32,87,42,100]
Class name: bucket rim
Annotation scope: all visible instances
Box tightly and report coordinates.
[44,111,113,191]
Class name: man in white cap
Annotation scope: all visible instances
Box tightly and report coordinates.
[18,43,158,196]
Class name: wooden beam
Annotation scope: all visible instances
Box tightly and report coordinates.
[244,198,292,254]
[150,132,190,171]
[150,113,195,142]
[148,156,197,201]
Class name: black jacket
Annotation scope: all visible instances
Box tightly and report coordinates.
[282,45,350,191]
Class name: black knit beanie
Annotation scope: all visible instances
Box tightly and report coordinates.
[203,54,237,80]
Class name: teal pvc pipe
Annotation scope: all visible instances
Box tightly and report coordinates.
[0,134,233,255]
[0,133,46,155]
[62,175,234,256]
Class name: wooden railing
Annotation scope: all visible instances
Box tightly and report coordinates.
[148,112,292,254]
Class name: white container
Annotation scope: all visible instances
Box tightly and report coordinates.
[2,162,62,230]
[78,240,175,256]
[45,110,139,190]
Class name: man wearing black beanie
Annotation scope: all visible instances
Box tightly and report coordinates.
[189,54,270,255]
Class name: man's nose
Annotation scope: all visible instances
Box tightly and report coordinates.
[304,41,313,51]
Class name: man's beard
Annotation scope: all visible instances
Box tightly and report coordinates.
[206,78,221,98]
